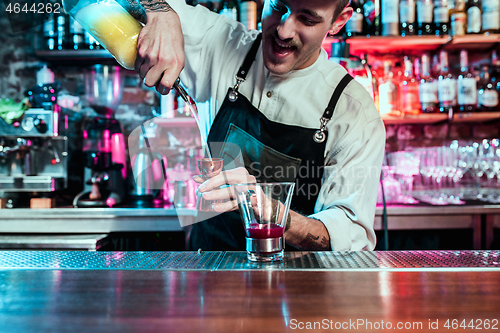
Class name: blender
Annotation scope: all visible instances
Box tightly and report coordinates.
[73,65,127,207]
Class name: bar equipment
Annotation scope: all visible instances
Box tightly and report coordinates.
[234,182,294,262]
[73,65,127,208]
[0,106,70,202]
[129,132,168,207]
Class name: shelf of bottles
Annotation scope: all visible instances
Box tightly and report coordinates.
[324,0,500,125]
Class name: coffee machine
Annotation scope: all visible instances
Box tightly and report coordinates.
[73,65,127,208]
[0,104,70,205]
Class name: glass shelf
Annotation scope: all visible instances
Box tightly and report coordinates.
[323,34,500,56]
[381,111,500,125]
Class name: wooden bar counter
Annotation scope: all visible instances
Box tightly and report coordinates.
[0,251,499,332]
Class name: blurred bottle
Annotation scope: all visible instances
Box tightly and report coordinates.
[218,0,238,20]
[378,61,400,115]
[434,0,450,35]
[352,55,375,99]
[431,53,440,77]
[419,53,439,113]
[466,0,482,34]
[346,0,365,37]
[400,56,421,115]
[414,57,421,80]
[381,0,399,35]
[56,12,68,50]
[69,17,85,50]
[400,0,417,35]
[491,50,500,102]
[42,12,56,50]
[457,50,478,112]
[482,0,499,33]
[417,0,435,35]
[239,0,257,30]
[363,0,381,36]
[451,0,467,36]
[437,50,456,116]
[478,65,499,111]
[85,31,102,50]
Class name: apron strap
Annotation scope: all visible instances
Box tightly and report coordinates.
[236,34,263,80]
[323,73,354,120]
[313,73,353,143]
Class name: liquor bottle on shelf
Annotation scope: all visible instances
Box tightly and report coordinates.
[378,61,400,115]
[381,0,399,35]
[400,56,421,115]
[42,12,56,51]
[351,54,375,99]
[466,0,482,34]
[431,54,440,77]
[417,0,434,35]
[491,50,500,100]
[363,0,381,36]
[481,0,500,33]
[419,53,439,113]
[218,0,238,21]
[434,0,450,35]
[69,17,85,50]
[239,0,257,30]
[450,0,467,36]
[437,50,457,117]
[85,32,102,50]
[55,12,68,50]
[399,0,416,36]
[478,65,499,111]
[457,50,478,112]
[346,0,365,37]
[414,57,421,81]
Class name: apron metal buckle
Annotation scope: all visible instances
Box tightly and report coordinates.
[313,118,329,143]
[229,77,245,102]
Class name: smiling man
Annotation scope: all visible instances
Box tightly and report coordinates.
[133,0,386,251]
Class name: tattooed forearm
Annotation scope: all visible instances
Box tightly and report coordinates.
[140,0,174,12]
[298,233,330,251]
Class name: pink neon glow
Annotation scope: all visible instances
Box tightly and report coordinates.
[83,130,88,139]
[53,105,59,137]
[111,133,127,179]
[103,129,111,152]
[113,68,121,98]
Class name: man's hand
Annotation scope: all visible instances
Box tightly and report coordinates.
[193,167,256,213]
[135,1,185,95]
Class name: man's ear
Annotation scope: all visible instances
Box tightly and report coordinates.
[328,6,353,35]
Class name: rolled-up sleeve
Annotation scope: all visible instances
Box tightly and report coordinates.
[310,116,386,251]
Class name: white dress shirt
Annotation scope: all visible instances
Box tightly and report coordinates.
[168,0,386,250]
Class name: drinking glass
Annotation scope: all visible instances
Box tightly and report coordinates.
[387,151,420,203]
[196,158,223,211]
[233,182,295,262]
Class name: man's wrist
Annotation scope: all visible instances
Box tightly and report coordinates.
[285,212,291,232]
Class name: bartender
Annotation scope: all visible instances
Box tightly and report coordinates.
[131,0,386,251]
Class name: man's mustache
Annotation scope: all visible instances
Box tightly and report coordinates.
[265,30,301,49]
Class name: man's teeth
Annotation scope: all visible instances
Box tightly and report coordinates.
[275,39,292,48]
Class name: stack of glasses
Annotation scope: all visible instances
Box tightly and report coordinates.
[382,139,500,205]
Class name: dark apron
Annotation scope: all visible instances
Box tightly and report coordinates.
[188,34,353,251]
